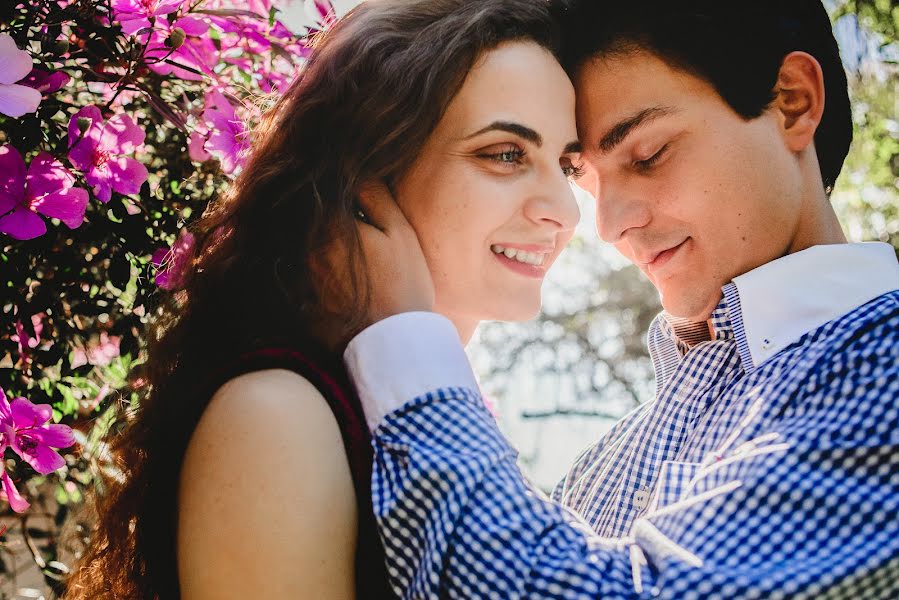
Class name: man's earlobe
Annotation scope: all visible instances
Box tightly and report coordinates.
[773,51,826,152]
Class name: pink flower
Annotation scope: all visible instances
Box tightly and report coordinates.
[0,33,42,118]
[187,127,211,162]
[151,230,196,290]
[11,313,45,365]
[201,91,250,174]
[67,105,148,203]
[112,0,186,36]
[247,0,273,17]
[0,146,89,240]
[0,470,30,514]
[70,332,122,368]
[143,15,217,82]
[305,0,337,30]
[19,68,70,95]
[0,385,75,513]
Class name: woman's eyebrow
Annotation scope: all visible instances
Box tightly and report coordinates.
[461,121,581,153]
[462,121,542,145]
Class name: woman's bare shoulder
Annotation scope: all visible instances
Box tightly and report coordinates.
[177,368,357,599]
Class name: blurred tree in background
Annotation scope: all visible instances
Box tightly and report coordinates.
[830,0,898,253]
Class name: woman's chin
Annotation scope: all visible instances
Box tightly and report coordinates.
[488,299,543,323]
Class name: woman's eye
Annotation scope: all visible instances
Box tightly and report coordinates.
[479,145,526,166]
[496,150,523,163]
[634,143,670,172]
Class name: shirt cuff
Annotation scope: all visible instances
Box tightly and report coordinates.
[343,312,479,431]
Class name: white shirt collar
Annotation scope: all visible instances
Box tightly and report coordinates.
[731,242,899,370]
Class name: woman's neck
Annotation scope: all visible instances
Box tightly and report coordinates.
[444,313,478,346]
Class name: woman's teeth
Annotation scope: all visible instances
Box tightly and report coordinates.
[491,244,547,266]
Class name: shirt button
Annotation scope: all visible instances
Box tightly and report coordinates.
[633,488,650,511]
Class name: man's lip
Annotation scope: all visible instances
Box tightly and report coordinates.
[638,239,689,266]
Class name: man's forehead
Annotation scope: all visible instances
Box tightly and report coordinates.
[572,55,710,137]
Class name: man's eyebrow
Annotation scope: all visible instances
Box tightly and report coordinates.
[598,106,676,154]
[463,121,543,146]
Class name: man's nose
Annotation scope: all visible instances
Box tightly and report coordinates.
[594,179,652,243]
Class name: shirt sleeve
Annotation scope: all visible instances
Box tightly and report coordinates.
[345,314,899,599]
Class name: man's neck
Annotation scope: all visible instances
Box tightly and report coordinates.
[786,193,847,254]
[704,188,848,337]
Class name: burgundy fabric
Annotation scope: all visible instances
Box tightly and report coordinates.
[207,345,394,598]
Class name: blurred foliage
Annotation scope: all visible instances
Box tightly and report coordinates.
[831,0,899,255]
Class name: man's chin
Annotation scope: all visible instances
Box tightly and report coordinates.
[659,289,723,322]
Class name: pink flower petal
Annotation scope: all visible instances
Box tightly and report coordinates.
[153,231,195,289]
[305,0,337,28]
[155,0,187,15]
[32,187,88,229]
[67,105,103,152]
[0,83,42,118]
[26,152,74,198]
[154,268,172,289]
[0,469,29,513]
[117,16,152,37]
[188,129,211,162]
[20,68,70,94]
[113,0,185,34]
[98,113,144,154]
[0,386,11,423]
[0,189,19,216]
[83,164,113,203]
[0,207,46,240]
[70,347,88,369]
[0,145,26,195]
[18,442,66,474]
[205,89,235,117]
[29,423,75,450]
[10,397,52,427]
[0,34,34,85]
[175,15,209,36]
[107,156,148,197]
[67,139,98,174]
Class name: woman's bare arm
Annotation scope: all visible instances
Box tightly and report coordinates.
[177,369,357,599]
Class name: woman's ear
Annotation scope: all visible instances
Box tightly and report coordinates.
[772,51,826,153]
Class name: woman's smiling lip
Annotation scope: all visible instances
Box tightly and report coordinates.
[490,241,557,279]
[491,242,556,253]
[493,251,549,278]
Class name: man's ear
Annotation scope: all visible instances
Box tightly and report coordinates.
[772,51,826,153]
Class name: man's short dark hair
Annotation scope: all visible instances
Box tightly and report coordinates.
[556,0,853,193]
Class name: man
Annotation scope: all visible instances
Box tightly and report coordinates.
[347,1,899,597]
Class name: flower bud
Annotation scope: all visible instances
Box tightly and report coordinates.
[166,27,186,49]
[52,39,70,55]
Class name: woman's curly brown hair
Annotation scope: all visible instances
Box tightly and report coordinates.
[61,1,561,598]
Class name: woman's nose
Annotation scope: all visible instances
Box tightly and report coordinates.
[523,171,580,233]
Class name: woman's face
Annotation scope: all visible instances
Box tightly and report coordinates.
[395,40,581,341]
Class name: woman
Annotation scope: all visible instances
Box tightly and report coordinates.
[64,0,581,598]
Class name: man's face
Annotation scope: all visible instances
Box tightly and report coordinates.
[574,50,805,321]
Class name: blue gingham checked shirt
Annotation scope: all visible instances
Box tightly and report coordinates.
[345,243,899,599]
